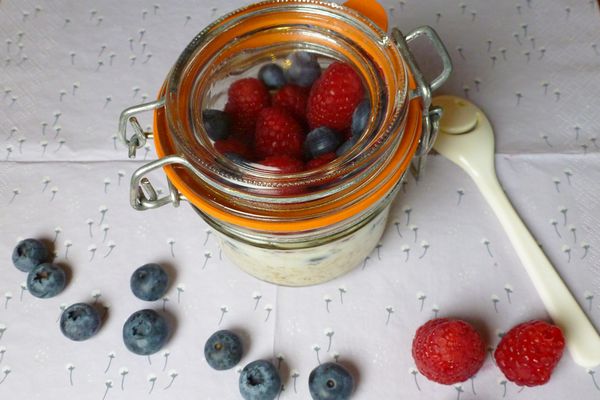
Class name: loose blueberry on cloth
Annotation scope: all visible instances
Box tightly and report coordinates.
[12,238,49,272]
[239,360,281,400]
[26,263,66,298]
[308,362,354,400]
[60,303,102,341]
[122,309,169,355]
[204,329,243,370]
[130,263,169,301]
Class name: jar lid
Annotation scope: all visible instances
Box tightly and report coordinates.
[153,0,422,232]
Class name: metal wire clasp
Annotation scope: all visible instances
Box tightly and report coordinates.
[392,26,453,177]
[117,98,165,159]
[129,155,195,210]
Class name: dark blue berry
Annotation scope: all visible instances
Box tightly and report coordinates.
[309,362,354,400]
[204,330,243,370]
[239,360,281,400]
[305,127,341,158]
[258,63,286,90]
[336,137,358,157]
[12,238,49,272]
[123,309,169,355]
[60,303,102,341]
[285,51,321,87]
[130,263,169,301]
[27,263,66,298]
[203,109,231,141]
[350,99,370,137]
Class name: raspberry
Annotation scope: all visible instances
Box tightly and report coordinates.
[412,318,486,385]
[254,107,305,159]
[306,152,337,169]
[494,320,565,387]
[260,155,305,173]
[306,62,365,131]
[272,84,309,121]
[224,78,270,141]
[214,137,255,160]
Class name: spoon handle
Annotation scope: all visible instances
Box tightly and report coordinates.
[472,169,600,368]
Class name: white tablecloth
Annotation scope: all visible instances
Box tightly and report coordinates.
[1,0,599,399]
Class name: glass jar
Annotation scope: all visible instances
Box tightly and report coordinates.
[117,0,452,286]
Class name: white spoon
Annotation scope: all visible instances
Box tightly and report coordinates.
[432,95,600,368]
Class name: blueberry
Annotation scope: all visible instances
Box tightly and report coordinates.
[350,99,370,137]
[305,127,341,158]
[203,109,231,141]
[60,303,102,341]
[12,238,49,272]
[123,309,169,355]
[336,137,358,157]
[26,263,66,298]
[239,360,281,400]
[130,263,169,301]
[204,330,243,370]
[285,51,321,87]
[308,362,354,400]
[258,63,286,90]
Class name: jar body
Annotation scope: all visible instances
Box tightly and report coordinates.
[200,183,400,286]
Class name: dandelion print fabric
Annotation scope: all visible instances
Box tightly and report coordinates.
[1,0,600,399]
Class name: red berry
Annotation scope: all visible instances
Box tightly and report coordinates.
[494,320,565,387]
[257,154,306,196]
[306,62,365,131]
[258,155,306,196]
[412,318,486,385]
[224,78,270,141]
[306,152,337,169]
[214,137,255,160]
[260,155,305,173]
[254,107,305,159]
[272,84,309,121]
